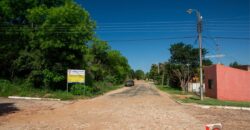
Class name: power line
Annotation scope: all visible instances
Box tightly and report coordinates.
[203,36,250,40]
[97,21,195,25]
[204,16,250,21]
[100,36,250,42]
[96,30,196,33]
[97,24,196,28]
[96,27,196,30]
[106,36,196,42]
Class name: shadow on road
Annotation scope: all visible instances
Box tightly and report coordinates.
[0,103,19,116]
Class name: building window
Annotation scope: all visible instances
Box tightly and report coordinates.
[208,79,213,89]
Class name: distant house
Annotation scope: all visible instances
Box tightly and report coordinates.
[204,64,250,101]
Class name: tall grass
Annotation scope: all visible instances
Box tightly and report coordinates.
[0,79,122,100]
[181,95,250,107]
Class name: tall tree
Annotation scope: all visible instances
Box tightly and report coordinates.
[172,65,190,91]
[135,70,145,80]
[168,42,212,90]
[0,0,68,79]
[169,42,212,67]
[149,64,158,80]
[107,50,130,84]
[0,0,96,89]
[0,0,132,89]
[88,40,110,82]
[229,61,241,67]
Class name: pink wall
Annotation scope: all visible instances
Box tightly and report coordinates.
[204,64,250,101]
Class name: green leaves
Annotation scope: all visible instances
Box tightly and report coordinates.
[135,70,145,80]
[85,40,130,84]
[27,6,48,24]
[169,42,212,67]
[0,0,131,89]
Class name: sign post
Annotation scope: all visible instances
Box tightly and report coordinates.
[67,69,85,93]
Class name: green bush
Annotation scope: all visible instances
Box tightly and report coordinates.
[0,79,122,100]
[0,79,16,96]
[93,81,121,94]
[104,75,118,84]
[70,84,93,96]
[70,84,84,95]
[0,79,42,97]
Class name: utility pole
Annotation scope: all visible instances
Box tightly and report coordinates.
[198,14,204,100]
[186,63,190,92]
[187,9,204,100]
[161,63,165,86]
[157,63,160,74]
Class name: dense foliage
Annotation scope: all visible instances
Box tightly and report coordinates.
[229,61,241,68]
[134,70,145,80]
[0,0,131,91]
[148,42,212,90]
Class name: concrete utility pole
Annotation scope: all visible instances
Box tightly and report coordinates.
[161,63,165,86]
[157,63,160,74]
[186,63,190,92]
[187,9,204,100]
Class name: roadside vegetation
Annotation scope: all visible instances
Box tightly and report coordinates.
[0,79,122,100]
[0,0,131,99]
[147,41,249,107]
[157,85,250,107]
[0,79,75,100]
[146,43,212,90]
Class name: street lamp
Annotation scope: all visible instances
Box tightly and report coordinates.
[186,9,204,100]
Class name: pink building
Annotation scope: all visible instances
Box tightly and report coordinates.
[204,64,250,101]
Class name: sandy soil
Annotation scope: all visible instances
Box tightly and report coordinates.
[0,80,249,130]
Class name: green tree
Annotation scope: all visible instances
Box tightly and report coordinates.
[85,40,131,85]
[0,0,132,91]
[169,42,212,67]
[135,70,145,80]
[128,69,135,79]
[229,61,241,67]
[0,0,96,89]
[149,64,158,79]
[87,40,110,82]
[107,50,130,84]
[0,0,68,79]
[168,42,212,90]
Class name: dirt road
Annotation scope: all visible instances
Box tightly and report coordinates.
[1,80,250,130]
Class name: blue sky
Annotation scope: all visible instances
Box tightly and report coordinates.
[76,0,250,72]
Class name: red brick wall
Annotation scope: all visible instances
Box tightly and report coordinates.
[204,64,250,101]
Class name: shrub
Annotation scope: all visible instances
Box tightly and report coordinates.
[104,75,118,84]
[70,84,93,96]
[0,79,16,96]
[0,79,33,97]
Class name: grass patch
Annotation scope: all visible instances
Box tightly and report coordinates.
[157,85,250,107]
[181,95,250,107]
[99,84,122,94]
[0,79,122,100]
[157,85,184,95]
[0,79,76,100]
[44,91,76,100]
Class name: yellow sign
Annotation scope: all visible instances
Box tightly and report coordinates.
[67,69,85,83]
